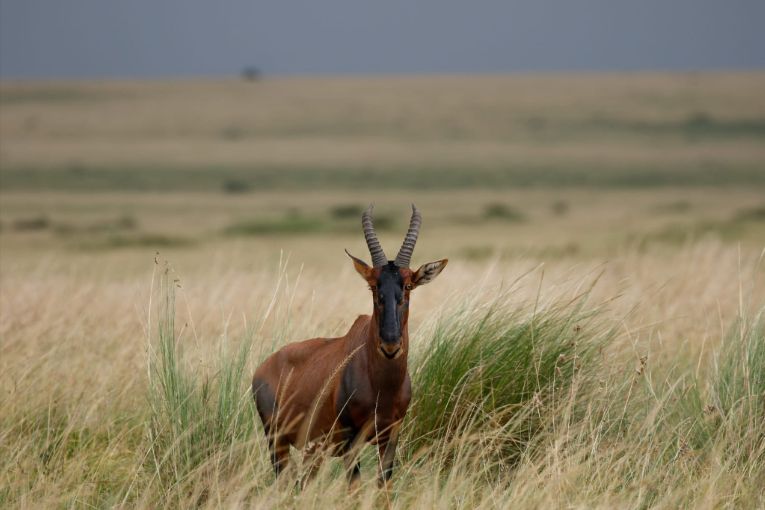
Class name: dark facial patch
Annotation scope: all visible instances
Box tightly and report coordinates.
[376,262,405,345]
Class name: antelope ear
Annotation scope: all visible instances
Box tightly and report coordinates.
[412,259,448,288]
[345,249,374,281]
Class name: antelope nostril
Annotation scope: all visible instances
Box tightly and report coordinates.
[379,344,401,359]
[380,343,400,354]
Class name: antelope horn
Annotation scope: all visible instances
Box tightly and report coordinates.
[394,204,421,268]
[362,204,387,267]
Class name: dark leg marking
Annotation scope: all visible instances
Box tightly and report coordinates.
[377,424,400,488]
[253,378,288,476]
[252,377,276,424]
[342,427,363,487]
[270,439,290,476]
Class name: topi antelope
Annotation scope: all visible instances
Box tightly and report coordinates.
[252,204,447,488]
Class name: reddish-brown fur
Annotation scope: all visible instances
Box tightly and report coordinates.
[252,260,446,487]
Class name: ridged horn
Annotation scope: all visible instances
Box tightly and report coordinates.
[362,204,387,267]
[394,204,421,268]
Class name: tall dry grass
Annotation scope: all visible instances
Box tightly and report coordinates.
[1,241,763,508]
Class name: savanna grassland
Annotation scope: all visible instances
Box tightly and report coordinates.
[1,73,764,508]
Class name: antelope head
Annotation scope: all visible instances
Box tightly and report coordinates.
[346,205,448,359]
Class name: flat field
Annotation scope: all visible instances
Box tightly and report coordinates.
[1,73,764,508]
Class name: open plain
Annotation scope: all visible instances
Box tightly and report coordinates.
[1,73,764,508]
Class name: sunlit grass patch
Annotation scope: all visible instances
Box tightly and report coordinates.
[652,200,693,214]
[75,233,195,250]
[223,209,397,237]
[224,214,326,236]
[634,212,765,249]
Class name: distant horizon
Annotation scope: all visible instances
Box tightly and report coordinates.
[3,67,765,83]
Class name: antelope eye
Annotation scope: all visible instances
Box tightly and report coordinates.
[405,284,413,291]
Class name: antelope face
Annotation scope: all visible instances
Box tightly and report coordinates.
[373,262,408,358]
[346,204,448,360]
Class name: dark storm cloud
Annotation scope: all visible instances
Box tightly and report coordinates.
[1,0,763,78]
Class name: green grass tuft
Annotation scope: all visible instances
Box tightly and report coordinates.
[146,271,258,491]
[405,285,613,464]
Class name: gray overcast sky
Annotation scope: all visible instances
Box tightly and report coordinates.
[1,0,764,78]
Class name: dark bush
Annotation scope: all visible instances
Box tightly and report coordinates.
[330,204,364,219]
[483,203,525,222]
[222,179,252,194]
[13,216,50,231]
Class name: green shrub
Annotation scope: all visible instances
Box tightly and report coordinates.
[13,216,50,231]
[222,178,252,193]
[329,204,364,219]
[733,206,765,222]
[405,286,613,464]
[483,203,526,222]
[550,199,570,217]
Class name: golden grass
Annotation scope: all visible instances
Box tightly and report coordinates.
[2,73,765,171]
[1,237,763,508]
[1,73,765,508]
